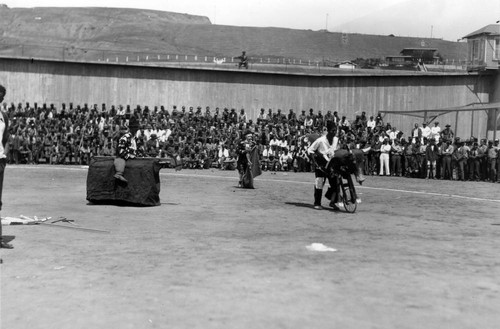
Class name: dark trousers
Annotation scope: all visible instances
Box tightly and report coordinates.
[442,156,452,179]
[468,158,480,180]
[457,159,468,181]
[390,155,401,176]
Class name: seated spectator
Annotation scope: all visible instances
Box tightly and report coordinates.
[280,149,293,171]
[79,141,91,165]
[218,144,230,169]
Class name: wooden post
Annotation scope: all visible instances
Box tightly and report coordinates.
[455,111,459,139]
[485,110,489,142]
[423,111,428,124]
[494,108,498,141]
[470,110,474,139]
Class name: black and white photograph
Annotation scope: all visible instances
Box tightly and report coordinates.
[0,0,499,328]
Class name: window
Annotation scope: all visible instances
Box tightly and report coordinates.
[471,39,479,60]
[494,37,500,60]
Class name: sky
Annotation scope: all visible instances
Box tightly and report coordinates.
[2,0,500,41]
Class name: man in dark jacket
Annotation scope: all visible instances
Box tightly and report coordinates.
[425,139,440,179]
[0,84,13,250]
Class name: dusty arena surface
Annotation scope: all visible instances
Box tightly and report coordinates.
[1,165,499,329]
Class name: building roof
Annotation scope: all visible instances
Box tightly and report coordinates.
[401,48,437,51]
[463,24,500,39]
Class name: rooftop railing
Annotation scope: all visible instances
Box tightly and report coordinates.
[0,42,469,73]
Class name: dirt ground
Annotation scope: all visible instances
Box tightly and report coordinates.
[1,164,499,329]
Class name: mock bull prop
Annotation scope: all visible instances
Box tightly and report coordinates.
[86,155,181,206]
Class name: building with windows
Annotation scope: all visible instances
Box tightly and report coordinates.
[463,24,500,71]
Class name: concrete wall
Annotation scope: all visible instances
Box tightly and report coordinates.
[0,57,493,139]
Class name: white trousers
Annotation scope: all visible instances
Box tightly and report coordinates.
[379,153,390,175]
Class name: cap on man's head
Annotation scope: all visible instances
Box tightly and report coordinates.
[445,124,451,127]
[434,122,439,125]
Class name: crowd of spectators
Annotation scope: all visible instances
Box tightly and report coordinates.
[3,101,500,183]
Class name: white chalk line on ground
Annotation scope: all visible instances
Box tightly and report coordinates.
[9,165,500,204]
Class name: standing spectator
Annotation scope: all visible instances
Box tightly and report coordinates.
[10,130,21,164]
[441,140,454,180]
[496,139,500,182]
[411,123,422,144]
[379,138,391,176]
[456,141,470,181]
[478,139,489,180]
[421,122,431,141]
[440,124,454,142]
[468,142,480,181]
[487,140,498,182]
[390,139,403,176]
[430,122,441,142]
[425,139,439,179]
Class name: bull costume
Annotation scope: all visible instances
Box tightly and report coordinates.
[113,116,140,183]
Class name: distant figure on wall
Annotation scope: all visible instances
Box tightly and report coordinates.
[234,51,249,69]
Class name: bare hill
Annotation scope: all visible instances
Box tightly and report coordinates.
[0,5,467,63]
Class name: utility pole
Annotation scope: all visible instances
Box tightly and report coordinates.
[431,25,433,38]
[325,13,328,31]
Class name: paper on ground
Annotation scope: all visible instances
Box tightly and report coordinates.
[306,243,337,252]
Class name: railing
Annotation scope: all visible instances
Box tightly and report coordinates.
[0,42,470,73]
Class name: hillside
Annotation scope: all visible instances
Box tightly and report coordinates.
[0,5,467,63]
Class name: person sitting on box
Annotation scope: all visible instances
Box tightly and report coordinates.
[114,116,140,183]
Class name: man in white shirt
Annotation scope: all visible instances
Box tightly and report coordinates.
[430,122,441,142]
[421,122,431,140]
[367,116,376,130]
[0,84,13,250]
[307,121,340,210]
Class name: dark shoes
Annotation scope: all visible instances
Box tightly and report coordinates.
[329,201,341,211]
[1,241,14,249]
[114,173,128,183]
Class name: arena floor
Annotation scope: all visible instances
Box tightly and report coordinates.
[1,165,499,329]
